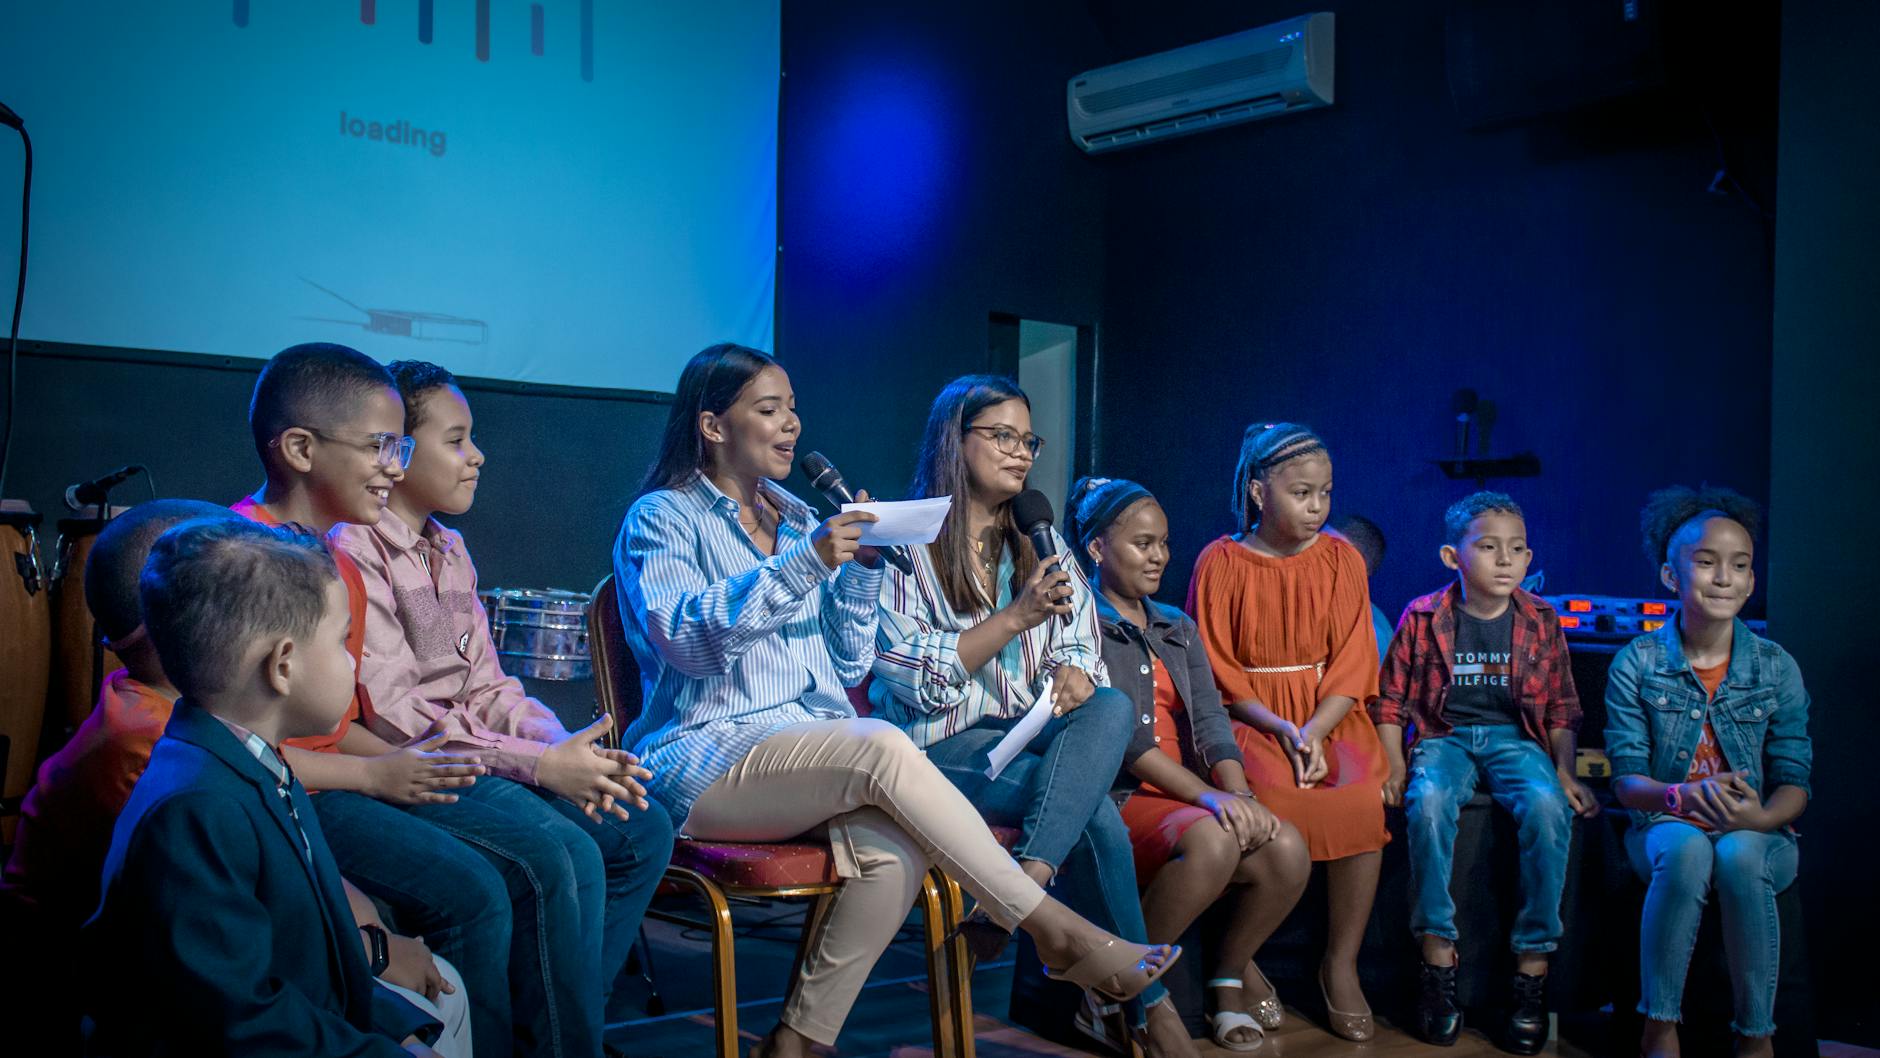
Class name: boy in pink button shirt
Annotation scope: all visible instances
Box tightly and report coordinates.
[333,361,673,1057]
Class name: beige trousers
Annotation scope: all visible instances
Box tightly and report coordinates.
[682,717,1047,1044]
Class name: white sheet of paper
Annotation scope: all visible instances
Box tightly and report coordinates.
[840,496,953,547]
[984,674,1055,780]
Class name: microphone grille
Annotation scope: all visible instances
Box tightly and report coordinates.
[799,451,834,480]
[1011,489,1055,531]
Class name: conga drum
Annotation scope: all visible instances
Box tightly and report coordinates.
[51,514,126,735]
[0,502,51,845]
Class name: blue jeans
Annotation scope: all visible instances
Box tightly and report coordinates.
[1625,821,1797,1037]
[319,779,675,1058]
[1404,726,1572,952]
[310,789,518,1057]
[923,687,1166,1018]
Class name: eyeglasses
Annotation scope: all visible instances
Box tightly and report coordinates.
[965,425,1045,459]
[273,429,415,469]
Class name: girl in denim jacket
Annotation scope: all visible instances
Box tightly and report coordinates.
[1069,476,1311,1052]
[1604,487,1811,1058]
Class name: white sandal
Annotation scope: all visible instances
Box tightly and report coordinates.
[1206,978,1267,1051]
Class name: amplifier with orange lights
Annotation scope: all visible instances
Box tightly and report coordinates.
[1540,594,1767,641]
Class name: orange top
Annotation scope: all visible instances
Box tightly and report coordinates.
[1189,533,1389,860]
[1682,660,1732,829]
[1,670,175,925]
[1138,655,1187,798]
[230,498,370,752]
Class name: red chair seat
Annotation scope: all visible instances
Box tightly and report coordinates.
[669,837,841,889]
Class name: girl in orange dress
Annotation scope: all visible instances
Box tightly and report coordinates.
[1187,422,1388,1042]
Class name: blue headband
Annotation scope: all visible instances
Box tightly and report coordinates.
[1072,478,1155,555]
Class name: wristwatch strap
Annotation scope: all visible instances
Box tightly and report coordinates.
[360,923,390,977]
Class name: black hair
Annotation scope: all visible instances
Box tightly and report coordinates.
[140,518,340,701]
[83,500,237,642]
[639,343,780,497]
[1640,485,1763,569]
[1231,421,1328,531]
[1443,491,1525,546]
[1332,513,1386,575]
[248,343,397,459]
[908,374,1036,614]
[1064,476,1156,575]
[387,360,459,432]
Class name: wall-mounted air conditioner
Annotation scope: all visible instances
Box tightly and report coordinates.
[1068,12,1335,154]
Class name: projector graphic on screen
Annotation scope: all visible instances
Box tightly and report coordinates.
[300,279,489,346]
[233,0,597,79]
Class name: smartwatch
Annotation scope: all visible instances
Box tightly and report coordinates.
[1664,783,1684,815]
[359,923,391,977]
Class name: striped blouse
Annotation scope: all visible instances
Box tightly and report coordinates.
[869,528,1107,748]
[613,473,882,825]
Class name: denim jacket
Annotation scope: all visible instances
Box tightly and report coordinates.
[1094,594,1244,793]
[1603,619,1812,829]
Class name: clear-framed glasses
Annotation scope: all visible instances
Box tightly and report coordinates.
[965,424,1045,460]
[273,428,415,469]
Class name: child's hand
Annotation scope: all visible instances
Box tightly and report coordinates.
[1197,789,1280,849]
[1678,773,1757,830]
[1296,722,1331,787]
[1382,759,1407,807]
[1267,719,1314,787]
[537,714,647,821]
[382,932,452,1002]
[367,727,485,805]
[1558,771,1600,818]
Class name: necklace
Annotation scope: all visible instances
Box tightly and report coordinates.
[738,493,768,535]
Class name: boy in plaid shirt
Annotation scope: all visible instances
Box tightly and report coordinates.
[1372,492,1597,1053]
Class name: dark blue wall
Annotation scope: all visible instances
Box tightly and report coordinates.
[775,1,1110,501]
[1771,0,1880,1043]
[1086,1,1777,617]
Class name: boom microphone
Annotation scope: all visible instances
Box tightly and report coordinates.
[64,464,144,512]
[798,451,915,576]
[1452,388,1479,457]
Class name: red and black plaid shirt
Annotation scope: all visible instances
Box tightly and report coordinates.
[1371,583,1580,749]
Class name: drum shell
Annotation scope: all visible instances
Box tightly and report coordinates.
[52,518,124,734]
[480,588,592,681]
[1,509,52,845]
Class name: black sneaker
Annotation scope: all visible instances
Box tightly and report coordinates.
[1416,960,1462,1046]
[1503,971,1548,1055]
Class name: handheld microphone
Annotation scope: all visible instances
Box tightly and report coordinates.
[798,451,915,576]
[1011,488,1069,627]
[64,464,144,512]
[1452,388,1479,457]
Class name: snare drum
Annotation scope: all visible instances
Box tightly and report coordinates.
[480,587,592,681]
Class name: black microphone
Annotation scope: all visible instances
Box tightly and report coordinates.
[64,464,143,512]
[1011,488,1069,627]
[798,452,915,576]
[1452,388,1479,457]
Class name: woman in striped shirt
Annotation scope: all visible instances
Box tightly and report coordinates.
[869,376,1193,1058]
[613,345,1178,1058]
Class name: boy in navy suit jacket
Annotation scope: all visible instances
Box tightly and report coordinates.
[83,518,442,1056]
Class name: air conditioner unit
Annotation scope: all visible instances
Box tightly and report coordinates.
[1067,13,1335,154]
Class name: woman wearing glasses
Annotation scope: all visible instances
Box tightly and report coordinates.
[616,348,1178,1058]
[870,376,1194,1058]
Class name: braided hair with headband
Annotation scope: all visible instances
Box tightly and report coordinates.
[1231,422,1329,532]
[1063,476,1155,575]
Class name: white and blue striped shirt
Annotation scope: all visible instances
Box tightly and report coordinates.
[613,473,883,825]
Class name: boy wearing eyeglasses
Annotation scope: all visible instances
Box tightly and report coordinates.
[236,342,513,1055]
